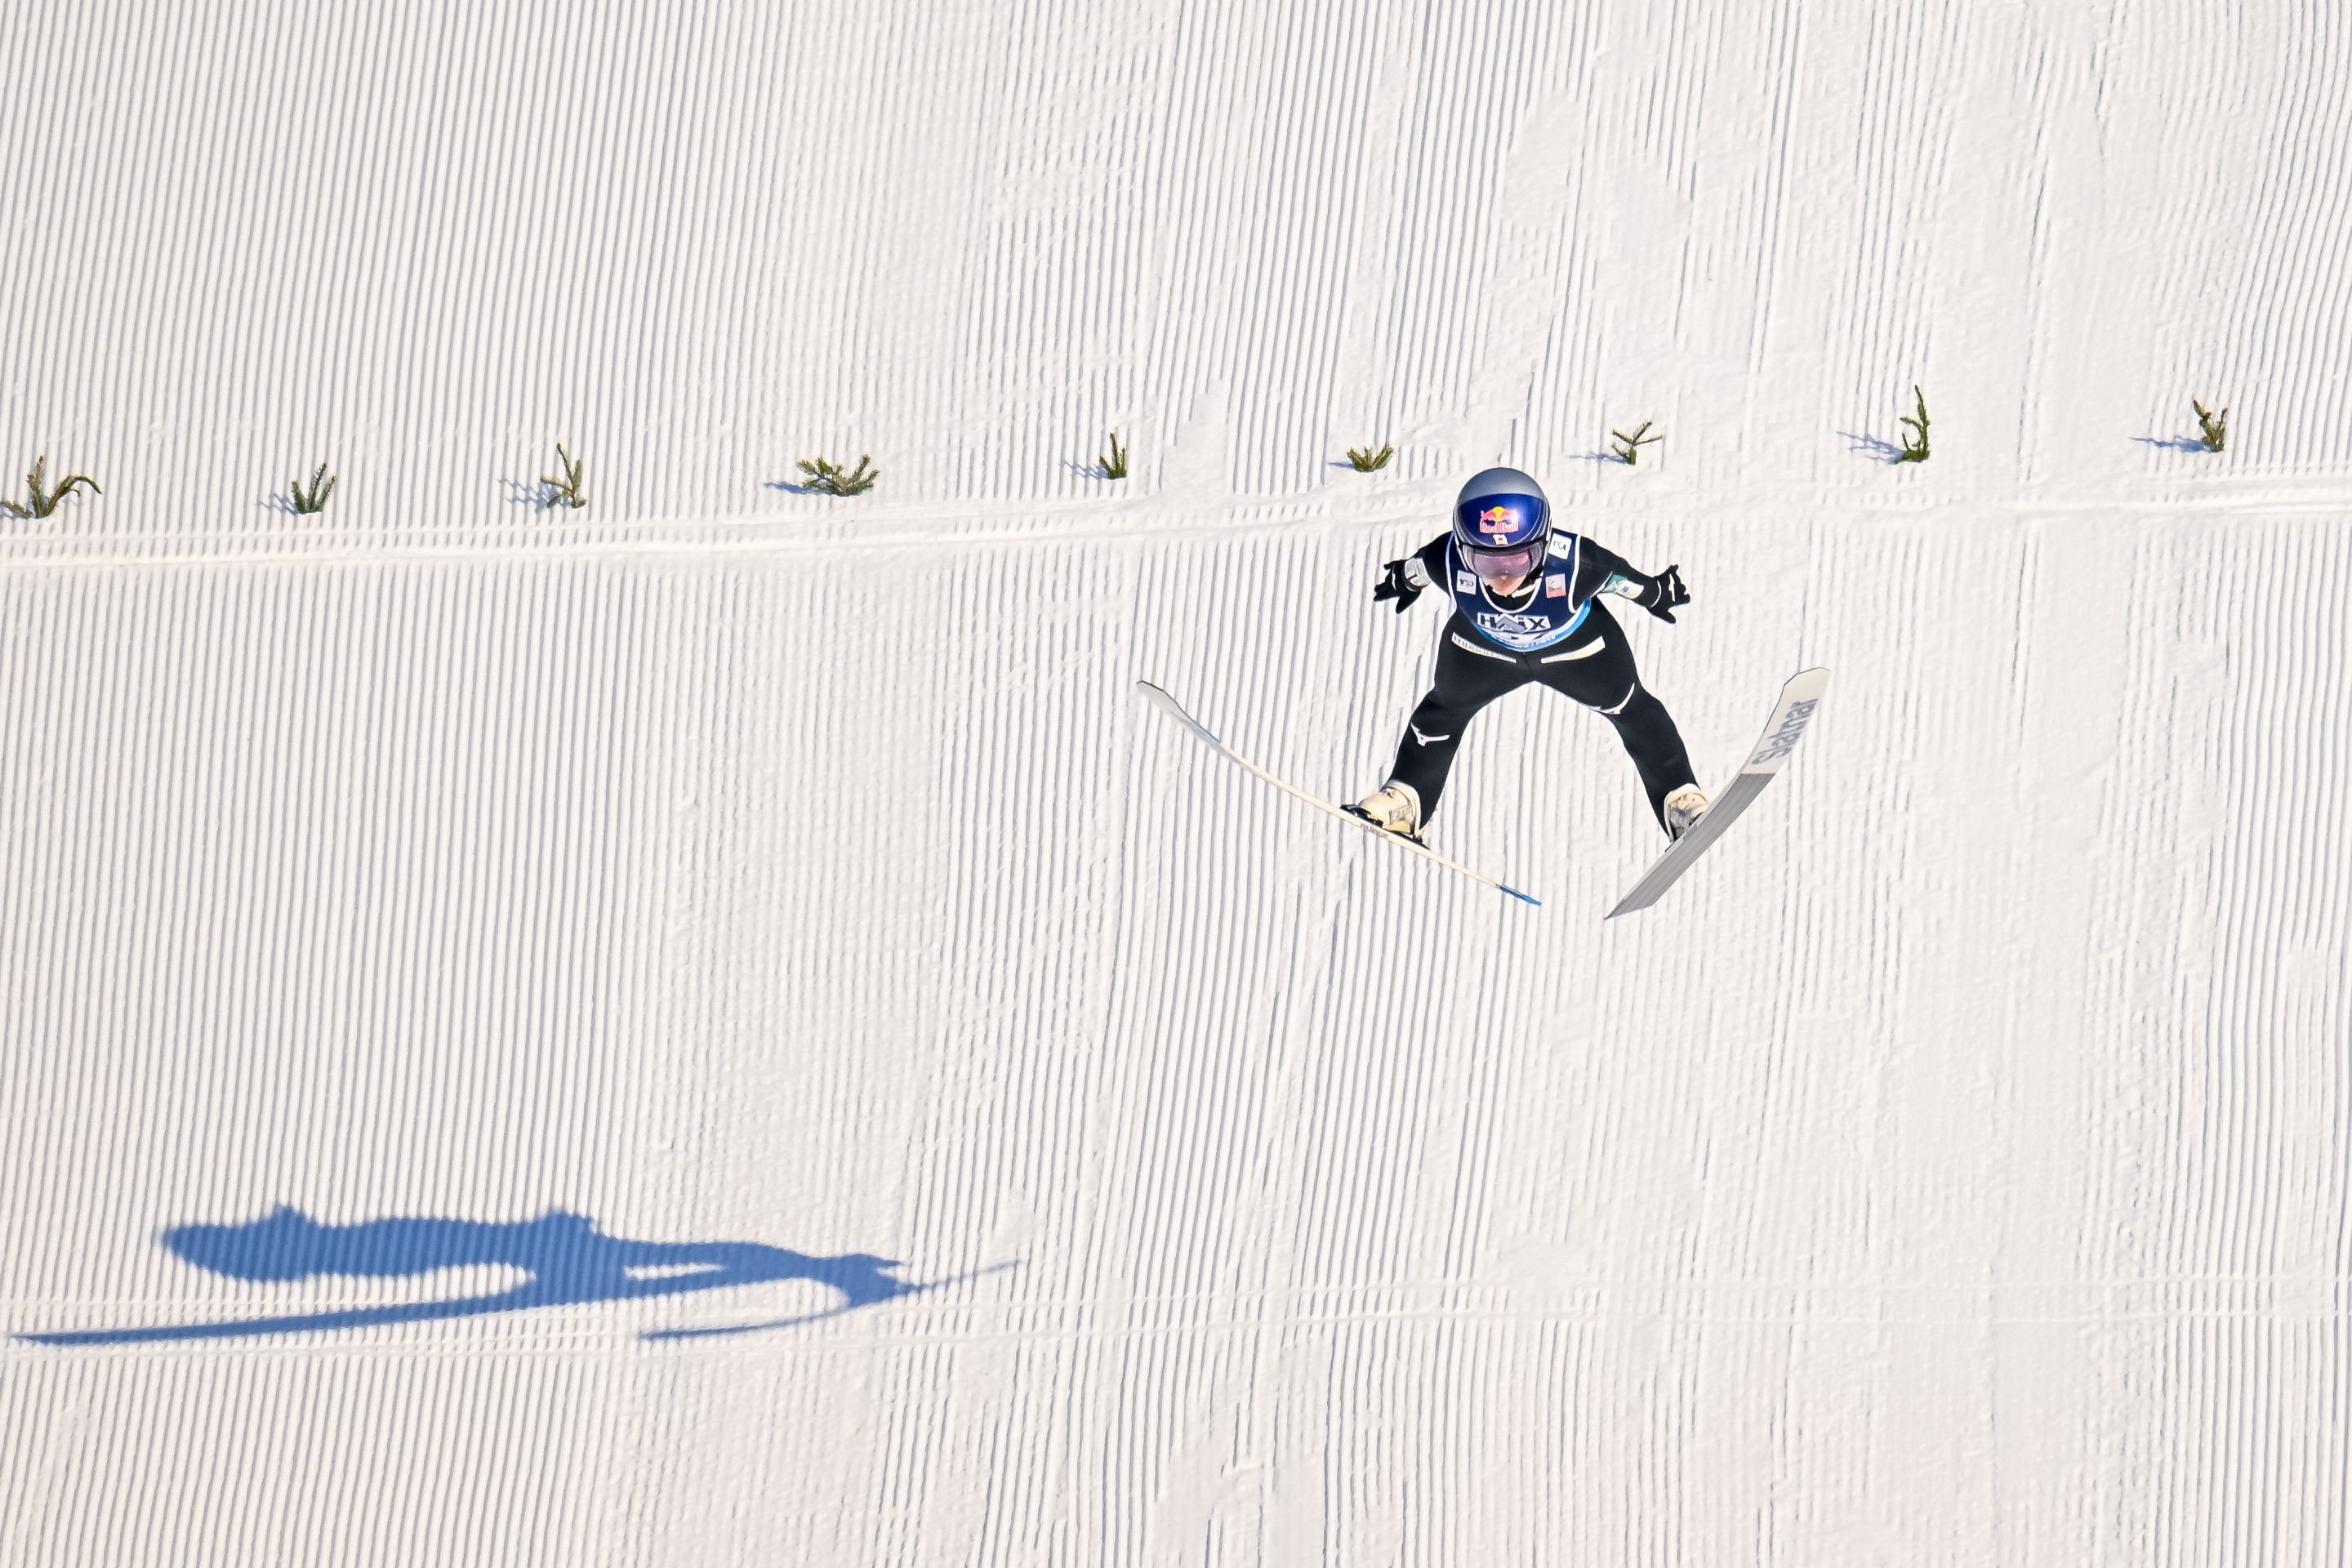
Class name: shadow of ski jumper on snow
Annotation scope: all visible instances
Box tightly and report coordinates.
[22,1208,1006,1346]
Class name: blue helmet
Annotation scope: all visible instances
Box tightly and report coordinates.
[1452,466,1550,582]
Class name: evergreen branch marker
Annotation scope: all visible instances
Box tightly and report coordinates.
[1098,431,1128,479]
[1,455,101,519]
[290,461,337,514]
[796,454,877,496]
[1609,421,1663,465]
[2193,399,2227,452]
[1896,387,1931,462]
[541,443,588,509]
[1346,443,1394,472]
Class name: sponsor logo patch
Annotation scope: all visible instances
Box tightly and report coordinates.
[1476,505,1516,536]
[1476,611,1549,636]
[1544,573,1566,597]
[1746,697,1820,766]
[1455,571,1478,593]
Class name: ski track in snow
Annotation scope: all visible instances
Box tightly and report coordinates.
[2,1,2350,1563]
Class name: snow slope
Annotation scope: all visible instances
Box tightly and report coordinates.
[3,1,2349,1563]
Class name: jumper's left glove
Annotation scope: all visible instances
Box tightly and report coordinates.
[1372,559,1422,613]
[1644,564,1690,623]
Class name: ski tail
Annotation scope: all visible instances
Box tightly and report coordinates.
[1136,679,1539,906]
[1134,679,1223,746]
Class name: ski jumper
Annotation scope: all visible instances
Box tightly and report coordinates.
[1386,532,1696,831]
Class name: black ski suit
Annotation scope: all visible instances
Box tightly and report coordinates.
[1379,533,1696,833]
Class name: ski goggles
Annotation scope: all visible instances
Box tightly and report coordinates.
[1463,539,1546,581]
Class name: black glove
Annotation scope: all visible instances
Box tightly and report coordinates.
[1372,559,1422,613]
[1644,564,1690,623]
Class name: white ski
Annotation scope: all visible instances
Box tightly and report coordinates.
[1135,680,1541,906]
[1608,667,1829,918]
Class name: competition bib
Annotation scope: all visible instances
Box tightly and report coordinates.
[1447,536,1590,652]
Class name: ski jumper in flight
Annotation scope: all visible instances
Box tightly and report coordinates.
[1347,466,1709,844]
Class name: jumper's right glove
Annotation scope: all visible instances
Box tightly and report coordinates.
[1372,559,1422,613]
[1644,564,1690,623]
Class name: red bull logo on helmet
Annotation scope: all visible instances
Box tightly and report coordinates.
[1456,488,1548,552]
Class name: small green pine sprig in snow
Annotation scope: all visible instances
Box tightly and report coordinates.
[1896,388,1931,462]
[2,455,101,519]
[797,455,877,496]
[542,443,588,509]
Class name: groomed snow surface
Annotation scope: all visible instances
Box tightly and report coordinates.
[5,1,2350,1562]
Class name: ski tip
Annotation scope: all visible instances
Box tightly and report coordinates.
[1501,884,1542,907]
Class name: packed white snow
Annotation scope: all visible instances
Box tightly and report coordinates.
[3,1,2348,1562]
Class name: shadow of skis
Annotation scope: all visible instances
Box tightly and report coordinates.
[641,1259,1023,1342]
